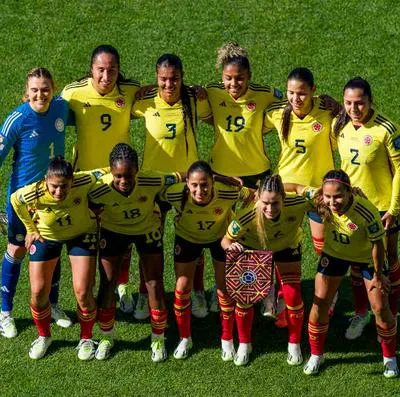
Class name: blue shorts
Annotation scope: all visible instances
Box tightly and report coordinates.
[99,228,163,257]
[174,235,225,262]
[6,200,27,246]
[29,232,98,261]
[317,252,385,279]
[307,210,323,224]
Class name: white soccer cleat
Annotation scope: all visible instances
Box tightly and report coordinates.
[0,312,17,338]
[51,304,72,328]
[287,342,303,366]
[191,290,208,318]
[303,354,325,375]
[151,334,167,363]
[117,284,134,314]
[95,337,114,361]
[173,337,193,360]
[383,357,399,378]
[221,339,235,362]
[345,312,370,340]
[234,343,252,366]
[77,338,97,361]
[29,336,52,360]
[134,294,150,320]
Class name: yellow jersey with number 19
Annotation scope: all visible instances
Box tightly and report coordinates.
[207,82,283,177]
[62,78,140,170]
[11,170,104,240]
[264,97,336,186]
[132,88,212,172]
[337,111,400,215]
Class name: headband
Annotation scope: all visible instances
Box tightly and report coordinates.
[323,178,351,187]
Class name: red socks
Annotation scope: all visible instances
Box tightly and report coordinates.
[235,303,254,343]
[217,290,235,341]
[77,305,96,339]
[151,309,168,335]
[30,304,51,337]
[174,289,191,338]
[97,306,116,333]
[308,321,329,355]
[376,323,397,358]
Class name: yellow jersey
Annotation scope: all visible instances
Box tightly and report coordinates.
[62,77,140,170]
[337,111,400,215]
[88,170,181,235]
[304,188,385,263]
[11,170,104,240]
[225,193,312,251]
[160,182,249,243]
[207,82,282,176]
[264,97,336,186]
[132,88,212,172]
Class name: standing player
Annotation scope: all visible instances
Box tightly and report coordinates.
[221,174,312,366]
[263,67,339,323]
[62,45,141,314]
[159,161,249,360]
[132,53,213,319]
[0,68,70,338]
[88,143,183,362]
[11,157,102,360]
[334,77,400,339]
[287,170,398,378]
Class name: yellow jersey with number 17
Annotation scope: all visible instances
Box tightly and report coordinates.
[337,111,400,215]
[62,78,140,170]
[207,82,283,177]
[132,88,212,172]
[264,97,336,186]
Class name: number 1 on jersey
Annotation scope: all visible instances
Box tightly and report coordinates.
[49,142,55,159]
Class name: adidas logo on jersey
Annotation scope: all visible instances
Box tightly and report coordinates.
[84,102,91,108]
[112,202,119,207]
[219,101,227,107]
[29,130,39,138]
[153,111,160,117]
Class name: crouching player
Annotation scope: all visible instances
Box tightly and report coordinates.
[11,157,102,360]
[286,169,398,378]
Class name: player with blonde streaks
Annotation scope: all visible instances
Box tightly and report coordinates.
[88,143,183,362]
[11,157,103,360]
[221,174,312,366]
[334,77,400,339]
[159,161,249,360]
[62,45,141,315]
[132,54,213,318]
[286,170,398,378]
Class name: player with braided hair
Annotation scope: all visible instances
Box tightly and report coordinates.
[222,174,312,366]
[88,143,183,362]
[286,169,398,378]
[132,53,213,319]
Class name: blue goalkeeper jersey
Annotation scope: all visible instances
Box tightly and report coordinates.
[0,96,68,197]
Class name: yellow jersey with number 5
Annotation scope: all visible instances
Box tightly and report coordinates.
[132,88,212,172]
[62,78,140,170]
[207,82,283,177]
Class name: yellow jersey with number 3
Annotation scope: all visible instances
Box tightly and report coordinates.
[159,182,249,243]
[88,170,181,235]
[264,97,336,186]
[132,88,212,172]
[225,193,312,251]
[62,78,140,170]
[337,111,400,215]
[11,170,105,240]
[207,82,283,177]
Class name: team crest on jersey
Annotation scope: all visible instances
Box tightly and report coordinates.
[363,135,373,145]
[29,244,37,255]
[16,234,25,242]
[348,222,358,231]
[74,197,82,205]
[312,121,323,133]
[139,196,148,202]
[214,207,223,215]
[320,256,329,268]
[99,238,107,249]
[175,244,181,255]
[246,101,256,111]
[55,118,65,132]
[115,97,125,108]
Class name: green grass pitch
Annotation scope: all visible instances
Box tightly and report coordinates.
[0,1,400,396]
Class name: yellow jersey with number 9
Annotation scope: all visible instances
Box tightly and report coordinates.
[62,78,140,170]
